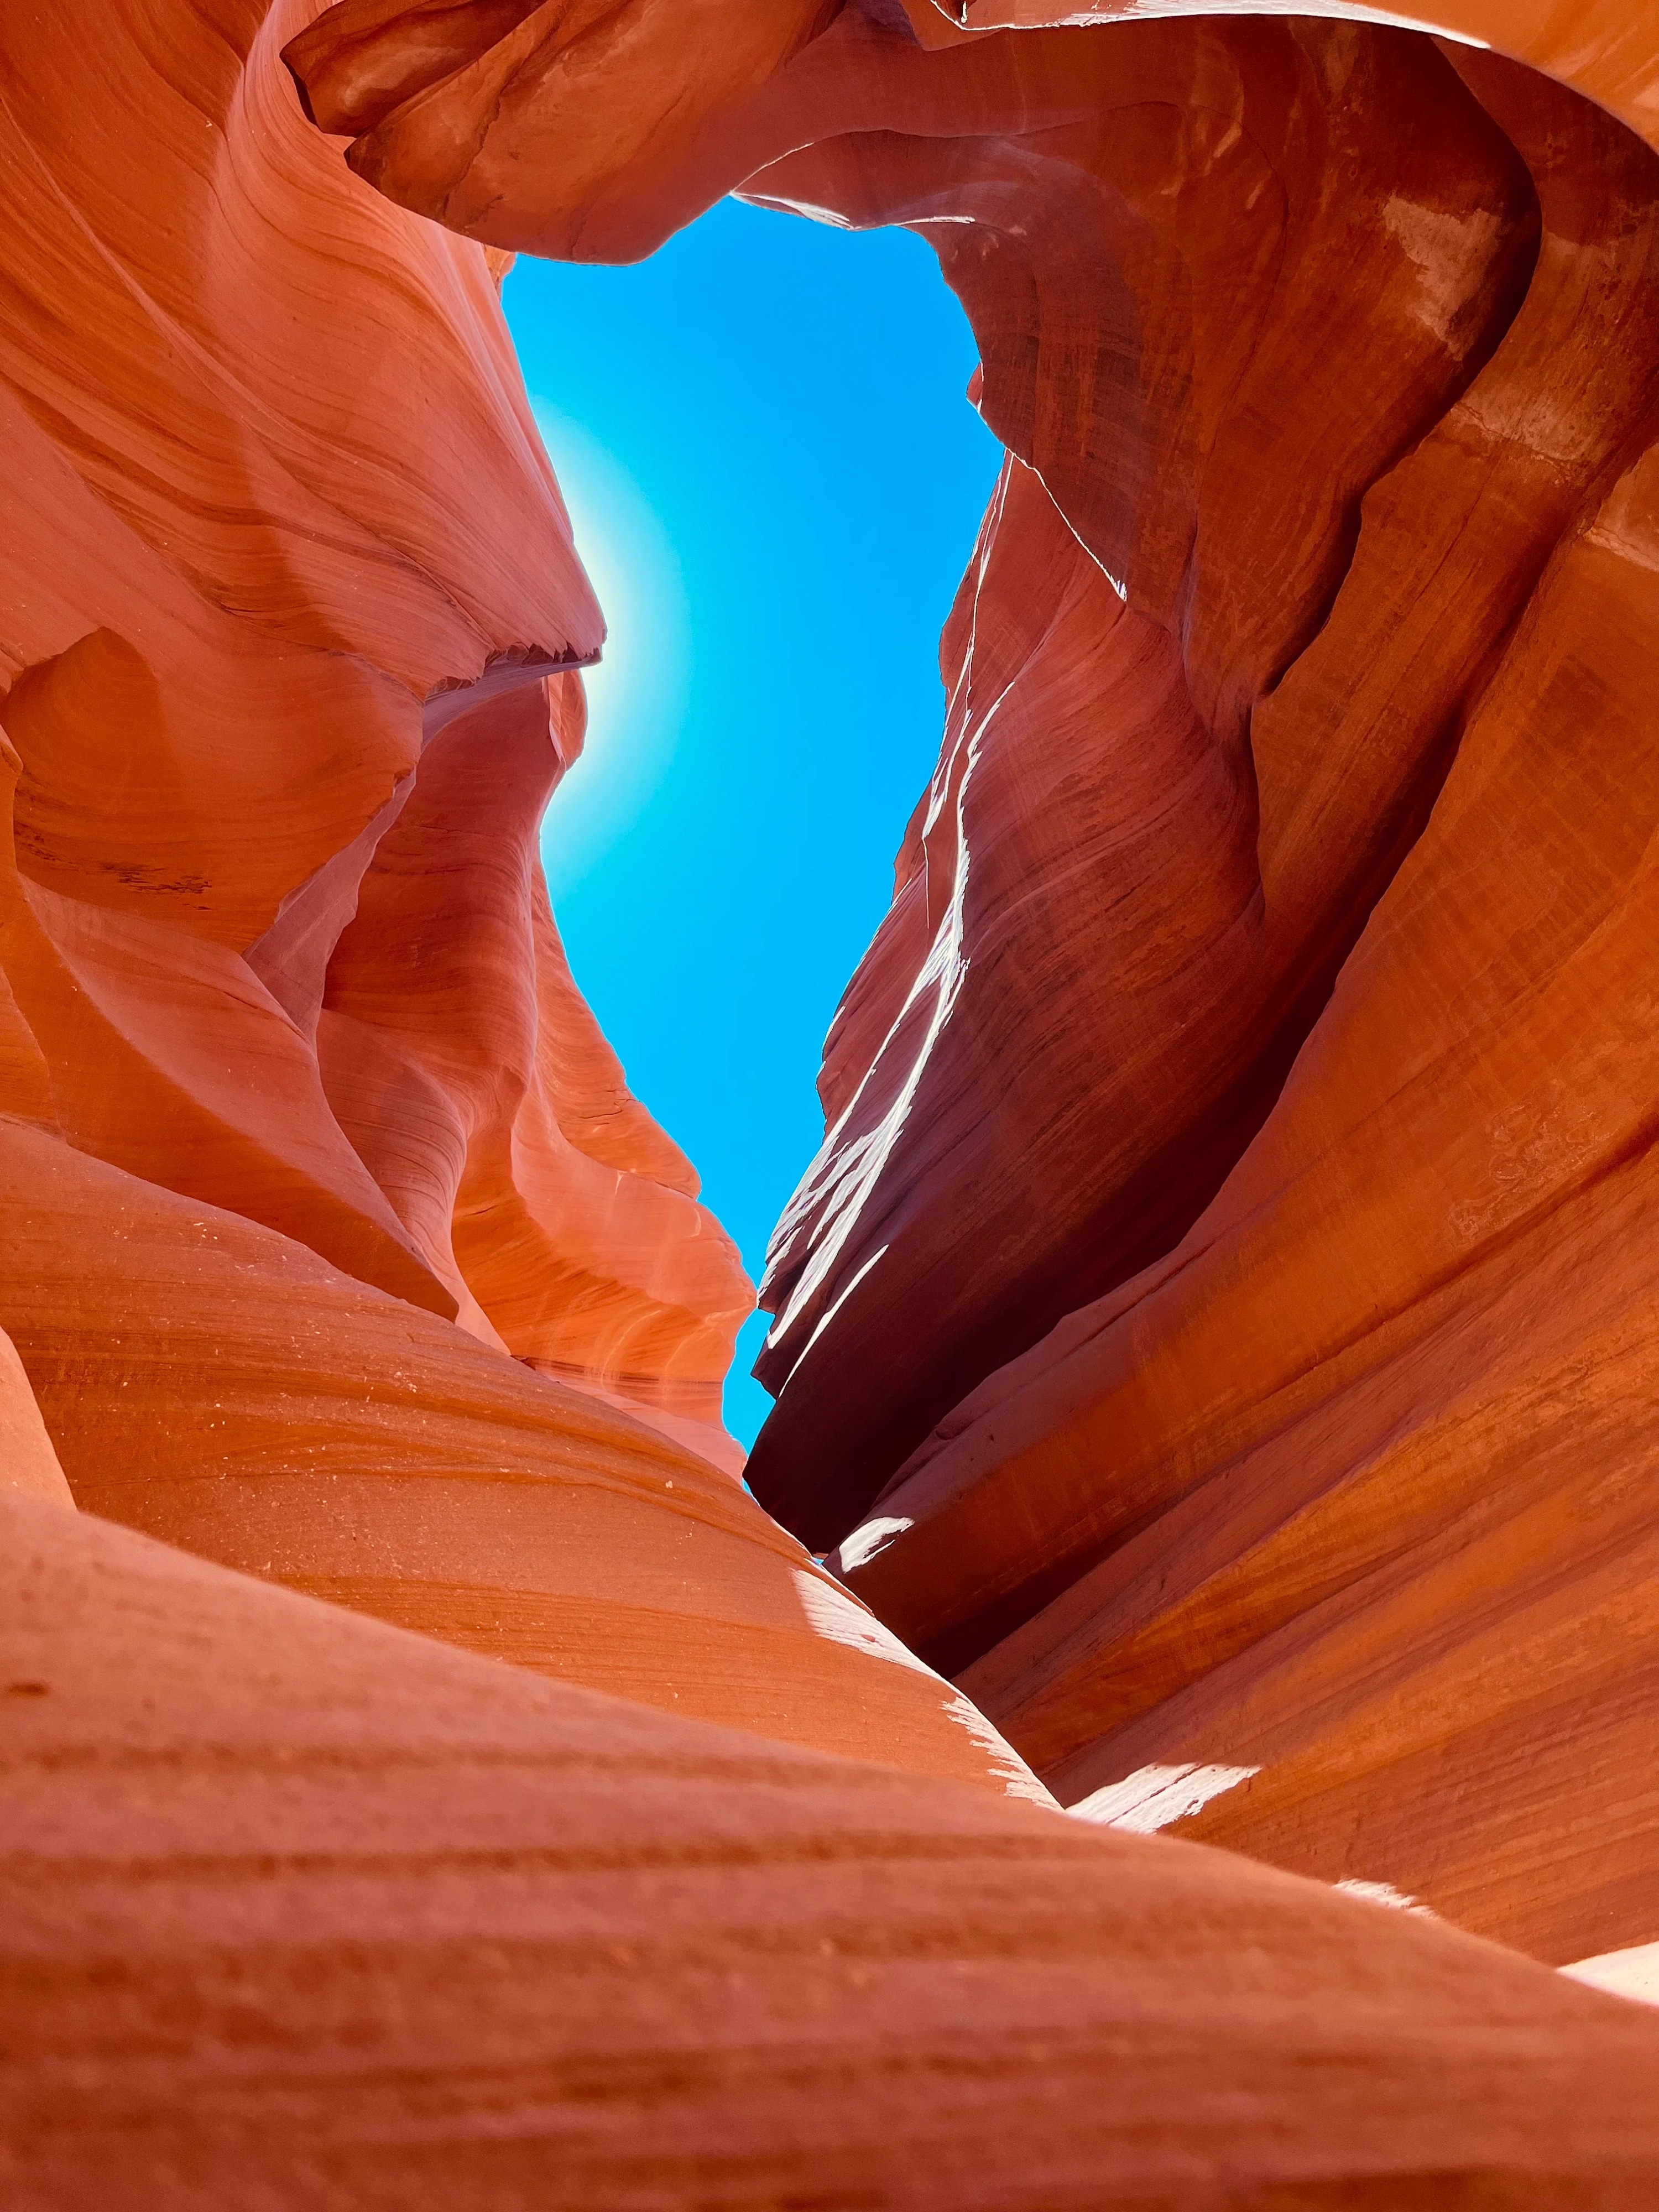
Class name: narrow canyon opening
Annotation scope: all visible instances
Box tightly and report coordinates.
[503,195,1001,1449]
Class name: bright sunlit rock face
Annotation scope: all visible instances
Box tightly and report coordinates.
[8,0,1659,2201]
[530,406,692,899]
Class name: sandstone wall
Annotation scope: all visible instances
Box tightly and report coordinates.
[286,0,1659,1971]
[0,0,1067,1801]
[7,1,1659,2198]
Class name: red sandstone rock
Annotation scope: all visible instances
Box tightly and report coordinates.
[283,0,1659,1973]
[748,17,1659,1971]
[0,1325,70,1508]
[0,0,1058,1801]
[13,0,1659,2185]
[743,22,1570,1537]
[316,674,750,1443]
[819,48,1659,1965]
[0,0,752,1470]
[7,1484,1659,2208]
[0,1108,1050,1797]
[741,27,1659,1542]
[900,409,1659,1958]
[920,2,1659,159]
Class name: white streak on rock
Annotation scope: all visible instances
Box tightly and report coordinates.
[1561,1941,1659,2009]
[1335,1879,1434,1916]
[836,1516,914,1573]
[792,1568,1058,1807]
[1066,1762,1260,1832]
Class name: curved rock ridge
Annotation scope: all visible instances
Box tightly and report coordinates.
[12,0,1659,2189]
[766,33,1659,1969]
[795,34,1659,1964]
[0,1110,1055,1795]
[0,1322,71,1508]
[745,21,1648,1527]
[0,0,1076,1808]
[6,1484,1659,2208]
[0,0,757,1473]
[284,0,1659,1970]
[914,2,1659,158]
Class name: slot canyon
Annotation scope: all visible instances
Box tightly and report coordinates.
[7,0,1659,2201]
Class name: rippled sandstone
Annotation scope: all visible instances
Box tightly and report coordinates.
[0,0,1063,1803]
[10,1481,1659,2207]
[285,0,1659,1984]
[6,0,1659,2199]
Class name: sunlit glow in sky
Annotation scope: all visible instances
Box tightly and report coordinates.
[506,198,1000,1446]
[530,409,691,899]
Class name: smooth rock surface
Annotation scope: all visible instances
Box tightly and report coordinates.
[284,0,1659,1971]
[0,0,1053,1802]
[0,0,750,1469]
[0,1109,1048,1797]
[921,1,1659,159]
[6,1485,1659,2209]
[13,0,1659,2190]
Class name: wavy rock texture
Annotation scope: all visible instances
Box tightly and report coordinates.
[8,1484,1659,2209]
[0,0,1066,1809]
[13,0,1659,2196]
[0,1114,1059,1795]
[0,0,754,1460]
[924,1,1659,154]
[284,0,1659,1978]
[775,33,1659,1971]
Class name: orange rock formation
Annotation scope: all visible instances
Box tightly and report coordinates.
[11,1480,1659,2206]
[7,0,1659,2197]
[284,0,1659,1981]
[0,0,1060,1801]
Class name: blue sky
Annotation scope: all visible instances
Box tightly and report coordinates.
[504,197,1000,1444]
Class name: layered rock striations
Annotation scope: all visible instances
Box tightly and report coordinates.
[12,1479,1659,2207]
[792,30,1659,1967]
[928,0,1659,155]
[775,28,1659,1972]
[8,0,1659,2198]
[284,0,1659,1975]
[0,0,1067,1806]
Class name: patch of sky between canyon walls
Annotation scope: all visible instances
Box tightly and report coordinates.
[506,198,1002,1449]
